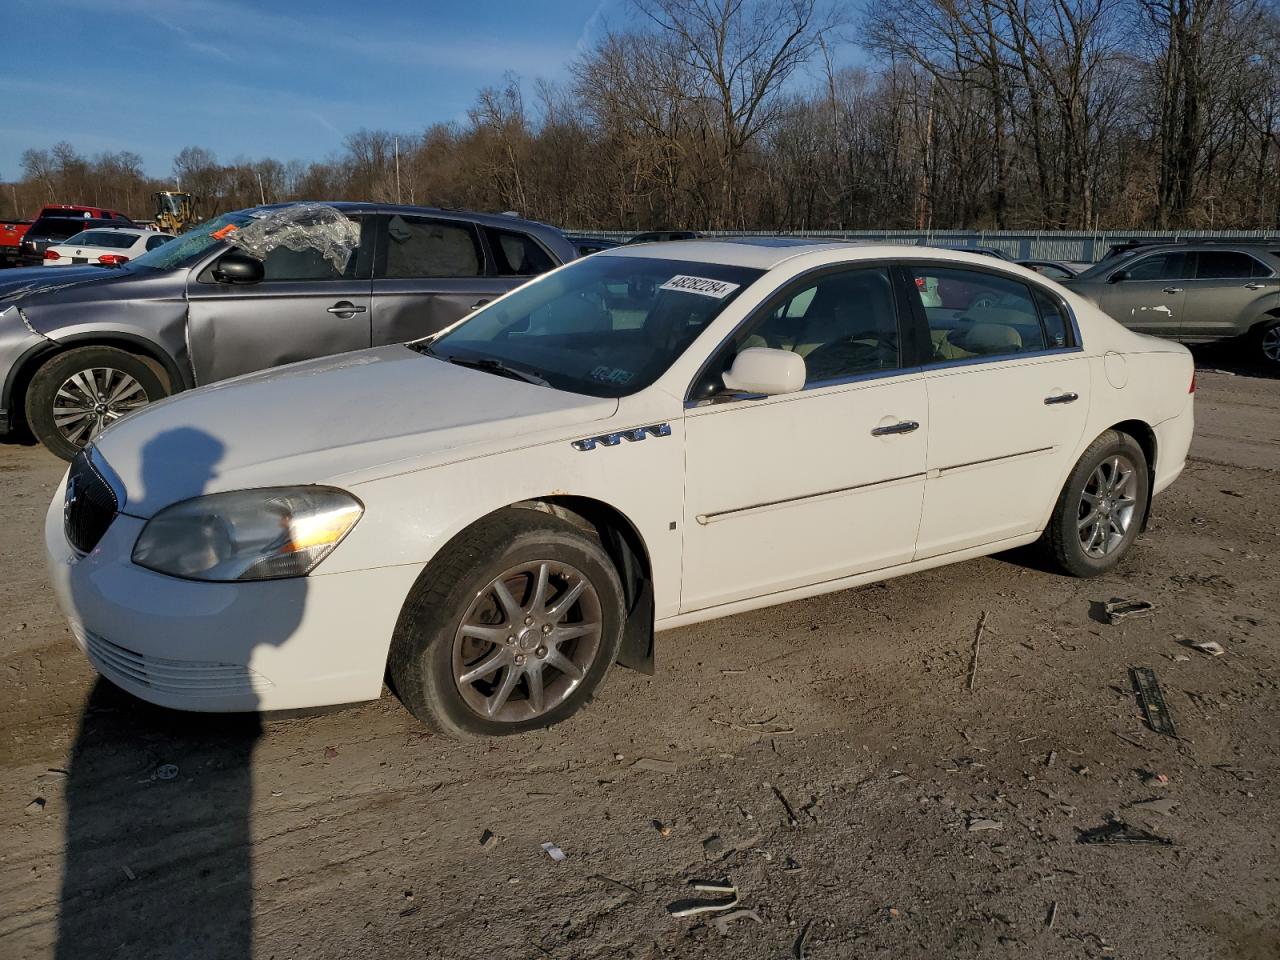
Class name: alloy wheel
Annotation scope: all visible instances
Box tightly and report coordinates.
[52,367,149,446]
[1078,454,1139,558]
[452,560,603,723]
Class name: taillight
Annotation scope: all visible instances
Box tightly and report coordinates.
[97,254,129,265]
[43,248,60,260]
[1189,371,1196,393]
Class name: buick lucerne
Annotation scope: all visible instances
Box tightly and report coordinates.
[46,241,1195,737]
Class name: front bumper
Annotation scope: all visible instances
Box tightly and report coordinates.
[44,475,422,712]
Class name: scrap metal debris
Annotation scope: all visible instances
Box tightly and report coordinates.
[1130,666,1178,737]
[794,919,813,959]
[668,882,739,917]
[766,782,800,826]
[1189,640,1226,657]
[1104,599,1157,624]
[1077,820,1172,845]
[967,611,988,691]
[966,817,1004,832]
[1127,797,1177,817]
[1045,901,1058,929]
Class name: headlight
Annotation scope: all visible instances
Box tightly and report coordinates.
[132,486,363,582]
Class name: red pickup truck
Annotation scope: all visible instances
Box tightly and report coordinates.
[0,219,32,267]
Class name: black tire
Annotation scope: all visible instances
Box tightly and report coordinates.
[25,346,168,461]
[1040,429,1150,577]
[387,507,625,737]
[1253,318,1280,366]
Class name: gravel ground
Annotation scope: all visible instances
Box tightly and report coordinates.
[0,349,1277,960]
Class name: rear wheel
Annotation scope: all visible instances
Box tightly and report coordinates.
[1041,430,1150,577]
[387,508,625,737]
[25,346,168,460]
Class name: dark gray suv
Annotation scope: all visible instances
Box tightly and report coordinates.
[1064,244,1280,365]
[0,202,576,459]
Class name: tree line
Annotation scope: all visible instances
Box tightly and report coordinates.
[4,0,1279,231]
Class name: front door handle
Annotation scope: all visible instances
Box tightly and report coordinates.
[326,301,367,316]
[1245,282,1265,291]
[470,298,492,310]
[1044,392,1079,405]
[1161,286,1183,294]
[871,420,920,437]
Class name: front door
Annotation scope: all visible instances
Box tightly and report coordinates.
[680,265,929,613]
[186,215,375,384]
[1094,251,1190,337]
[901,263,1090,558]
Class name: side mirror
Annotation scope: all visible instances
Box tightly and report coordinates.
[212,251,265,284]
[1108,270,1128,284]
[721,347,806,396]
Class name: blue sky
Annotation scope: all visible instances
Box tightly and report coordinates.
[2,0,627,180]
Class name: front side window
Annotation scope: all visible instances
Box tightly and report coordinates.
[427,255,763,398]
[1122,252,1188,282]
[906,266,1049,361]
[381,215,483,279]
[731,267,901,383]
[1195,250,1269,279]
[484,227,556,277]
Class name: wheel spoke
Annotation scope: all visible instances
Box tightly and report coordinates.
[458,647,510,685]
[71,371,99,402]
[459,623,509,644]
[485,665,521,717]
[531,562,550,610]
[63,418,91,444]
[491,578,524,623]
[545,647,584,681]
[106,374,142,404]
[551,622,598,643]
[547,580,586,623]
[525,666,545,714]
[1078,510,1099,530]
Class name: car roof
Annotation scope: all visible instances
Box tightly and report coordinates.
[250,201,558,233]
[598,238,1022,271]
[63,226,152,237]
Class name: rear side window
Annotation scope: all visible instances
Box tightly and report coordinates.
[483,227,555,277]
[1195,250,1270,279]
[1122,252,1188,281]
[380,215,483,279]
[906,266,1048,361]
[1032,288,1071,347]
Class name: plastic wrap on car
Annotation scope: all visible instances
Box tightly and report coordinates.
[225,203,361,273]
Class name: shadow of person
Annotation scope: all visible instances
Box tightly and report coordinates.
[56,426,306,959]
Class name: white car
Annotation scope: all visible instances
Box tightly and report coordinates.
[45,241,1195,737]
[43,227,172,266]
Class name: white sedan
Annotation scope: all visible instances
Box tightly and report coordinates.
[46,242,1194,737]
[43,227,172,266]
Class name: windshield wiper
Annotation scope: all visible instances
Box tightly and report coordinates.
[439,353,549,387]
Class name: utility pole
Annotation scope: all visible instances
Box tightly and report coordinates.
[256,169,266,205]
[394,137,402,204]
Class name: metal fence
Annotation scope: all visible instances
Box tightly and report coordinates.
[569,229,1280,263]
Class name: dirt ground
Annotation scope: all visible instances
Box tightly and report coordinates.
[1,347,1277,960]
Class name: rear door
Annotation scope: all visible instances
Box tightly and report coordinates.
[186,214,375,384]
[903,264,1090,558]
[1182,250,1279,340]
[1094,251,1189,337]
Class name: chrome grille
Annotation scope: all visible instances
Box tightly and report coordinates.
[64,451,118,553]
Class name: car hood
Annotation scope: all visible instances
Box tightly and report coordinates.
[94,344,618,517]
[0,263,140,305]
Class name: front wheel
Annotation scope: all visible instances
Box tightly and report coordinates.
[25,346,168,460]
[1040,430,1150,577]
[387,508,625,737]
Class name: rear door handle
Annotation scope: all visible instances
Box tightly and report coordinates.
[326,301,367,316]
[1161,286,1183,294]
[1044,392,1079,405]
[871,420,920,437]
[1245,282,1265,291]
[470,298,492,310]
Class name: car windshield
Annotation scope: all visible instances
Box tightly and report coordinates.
[426,254,764,398]
[64,231,136,249]
[126,212,254,271]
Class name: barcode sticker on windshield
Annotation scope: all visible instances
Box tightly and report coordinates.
[660,275,741,298]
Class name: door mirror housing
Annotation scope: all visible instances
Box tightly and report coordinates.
[1108,270,1129,283]
[721,347,806,396]
[213,252,265,284]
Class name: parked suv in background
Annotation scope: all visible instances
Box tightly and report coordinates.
[0,202,576,459]
[18,206,135,266]
[1064,244,1280,364]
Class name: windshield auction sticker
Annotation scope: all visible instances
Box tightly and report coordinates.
[659,275,741,298]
